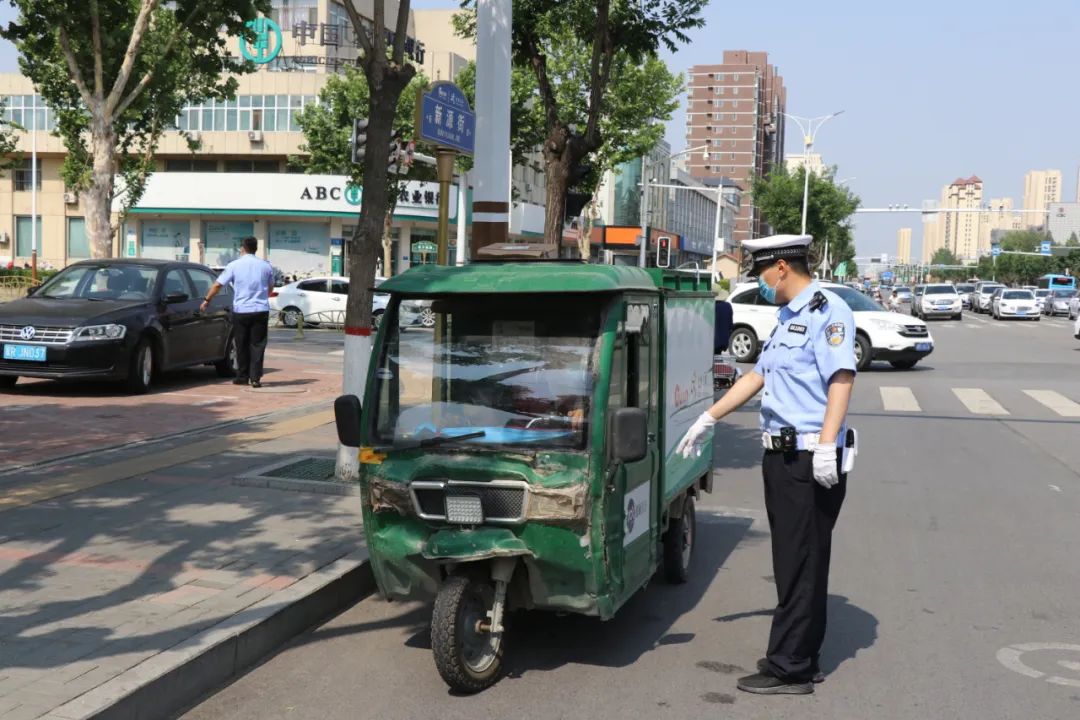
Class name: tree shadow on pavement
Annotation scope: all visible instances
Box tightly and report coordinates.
[711,418,767,472]
[0,445,358,672]
[493,515,756,680]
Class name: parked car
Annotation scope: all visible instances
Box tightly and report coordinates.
[1043,289,1075,317]
[1069,291,1079,320]
[1033,288,1052,313]
[727,282,933,370]
[270,276,390,328]
[955,283,976,308]
[913,283,962,320]
[971,282,1005,313]
[910,285,926,315]
[991,288,1038,320]
[0,259,236,393]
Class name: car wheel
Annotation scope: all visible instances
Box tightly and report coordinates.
[1034,316,1040,322]
[0,376,17,390]
[728,327,759,364]
[280,306,303,328]
[854,333,872,371]
[890,360,918,369]
[214,335,238,378]
[419,307,436,328]
[124,339,154,394]
[952,314,962,321]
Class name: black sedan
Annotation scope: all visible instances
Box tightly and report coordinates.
[0,259,236,393]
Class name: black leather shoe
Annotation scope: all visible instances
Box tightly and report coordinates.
[737,672,813,695]
[757,658,825,683]
[232,378,248,385]
[250,379,262,389]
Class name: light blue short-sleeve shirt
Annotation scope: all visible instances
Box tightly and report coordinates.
[754,281,857,440]
[216,254,274,313]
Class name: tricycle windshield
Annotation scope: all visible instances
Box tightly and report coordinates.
[373,294,603,450]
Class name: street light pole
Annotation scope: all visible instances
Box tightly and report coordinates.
[782,110,843,275]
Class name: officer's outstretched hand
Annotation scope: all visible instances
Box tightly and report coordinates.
[677,412,717,459]
[812,443,839,488]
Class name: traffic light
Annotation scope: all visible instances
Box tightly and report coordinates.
[351,119,368,164]
[656,236,671,268]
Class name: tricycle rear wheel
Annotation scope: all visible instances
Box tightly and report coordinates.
[431,573,505,693]
[663,495,696,584]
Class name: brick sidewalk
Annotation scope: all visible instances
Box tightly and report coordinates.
[0,416,366,720]
[0,340,343,470]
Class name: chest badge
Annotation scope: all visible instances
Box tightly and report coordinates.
[787,323,807,335]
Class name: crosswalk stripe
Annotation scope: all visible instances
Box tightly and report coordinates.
[880,386,921,412]
[952,388,1009,415]
[1023,390,1080,418]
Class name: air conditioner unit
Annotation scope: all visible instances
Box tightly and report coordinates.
[63,191,78,205]
[248,130,264,143]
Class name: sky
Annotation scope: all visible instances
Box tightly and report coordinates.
[2,0,1077,259]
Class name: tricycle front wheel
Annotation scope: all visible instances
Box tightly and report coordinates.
[663,495,696,584]
[431,573,505,693]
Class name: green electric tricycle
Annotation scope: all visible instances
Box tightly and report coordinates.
[333,254,715,693]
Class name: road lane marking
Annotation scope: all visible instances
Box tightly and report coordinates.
[880,386,921,412]
[1023,390,1080,418]
[953,388,1009,415]
[997,643,1080,688]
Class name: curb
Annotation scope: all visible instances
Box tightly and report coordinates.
[48,551,375,720]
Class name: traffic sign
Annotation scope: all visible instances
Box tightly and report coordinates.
[416,82,475,156]
[992,244,1001,257]
[881,270,894,281]
[1040,240,1052,256]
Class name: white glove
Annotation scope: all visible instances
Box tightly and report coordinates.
[676,412,717,459]
[812,443,839,488]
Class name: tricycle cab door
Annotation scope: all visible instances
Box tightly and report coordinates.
[605,296,661,608]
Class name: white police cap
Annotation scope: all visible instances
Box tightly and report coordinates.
[742,234,813,267]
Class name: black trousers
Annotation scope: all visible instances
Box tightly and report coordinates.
[762,448,846,682]
[233,311,269,382]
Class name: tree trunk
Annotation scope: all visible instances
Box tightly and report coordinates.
[542,127,572,244]
[336,65,412,482]
[85,113,117,258]
[381,208,394,277]
[579,200,596,261]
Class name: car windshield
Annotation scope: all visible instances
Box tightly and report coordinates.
[1035,289,1051,297]
[980,285,1003,294]
[35,264,160,301]
[956,284,975,293]
[895,288,911,295]
[1051,289,1073,298]
[373,294,602,450]
[925,285,956,295]
[1002,290,1033,299]
[828,286,886,312]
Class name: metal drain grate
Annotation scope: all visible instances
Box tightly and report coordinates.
[262,457,336,481]
[235,455,359,496]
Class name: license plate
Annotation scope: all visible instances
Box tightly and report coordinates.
[3,344,46,362]
[1017,310,1026,316]
[915,342,931,352]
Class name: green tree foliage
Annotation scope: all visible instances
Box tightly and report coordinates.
[2,0,270,257]
[1066,232,1079,247]
[996,229,1048,253]
[455,0,705,242]
[931,248,959,266]
[751,166,861,275]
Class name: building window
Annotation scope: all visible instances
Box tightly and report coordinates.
[164,158,218,172]
[15,216,41,257]
[271,0,318,29]
[175,94,315,133]
[225,159,281,173]
[14,158,42,192]
[2,94,55,131]
[67,217,89,259]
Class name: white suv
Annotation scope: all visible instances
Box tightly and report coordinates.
[914,283,962,320]
[727,282,934,370]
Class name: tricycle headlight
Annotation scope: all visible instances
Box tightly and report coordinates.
[72,324,127,341]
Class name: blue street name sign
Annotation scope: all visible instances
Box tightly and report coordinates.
[417,82,475,156]
[992,244,1001,257]
[1040,240,1052,255]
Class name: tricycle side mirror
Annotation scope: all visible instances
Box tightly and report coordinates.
[334,394,363,447]
[610,407,648,463]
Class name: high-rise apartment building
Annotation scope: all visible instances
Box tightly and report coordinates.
[685,51,786,243]
[938,176,984,262]
[896,227,912,264]
[785,153,825,176]
[921,215,943,264]
[1023,169,1061,228]
[980,197,1023,248]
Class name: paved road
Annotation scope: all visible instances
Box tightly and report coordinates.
[181,310,1080,720]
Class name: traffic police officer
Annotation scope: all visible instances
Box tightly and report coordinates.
[677,234,857,695]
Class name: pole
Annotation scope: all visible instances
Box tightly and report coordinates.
[470,0,511,254]
[800,138,811,236]
[711,188,723,283]
[30,92,37,282]
[638,156,649,267]
[435,148,457,265]
[455,169,467,265]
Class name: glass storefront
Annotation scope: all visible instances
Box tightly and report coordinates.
[204,221,253,267]
[141,220,191,261]
[268,221,330,276]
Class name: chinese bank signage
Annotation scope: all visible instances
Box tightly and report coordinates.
[124,173,457,221]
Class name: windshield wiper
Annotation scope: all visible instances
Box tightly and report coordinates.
[394,430,487,451]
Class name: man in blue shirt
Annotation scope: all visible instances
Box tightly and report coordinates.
[200,237,275,388]
[677,234,857,696]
